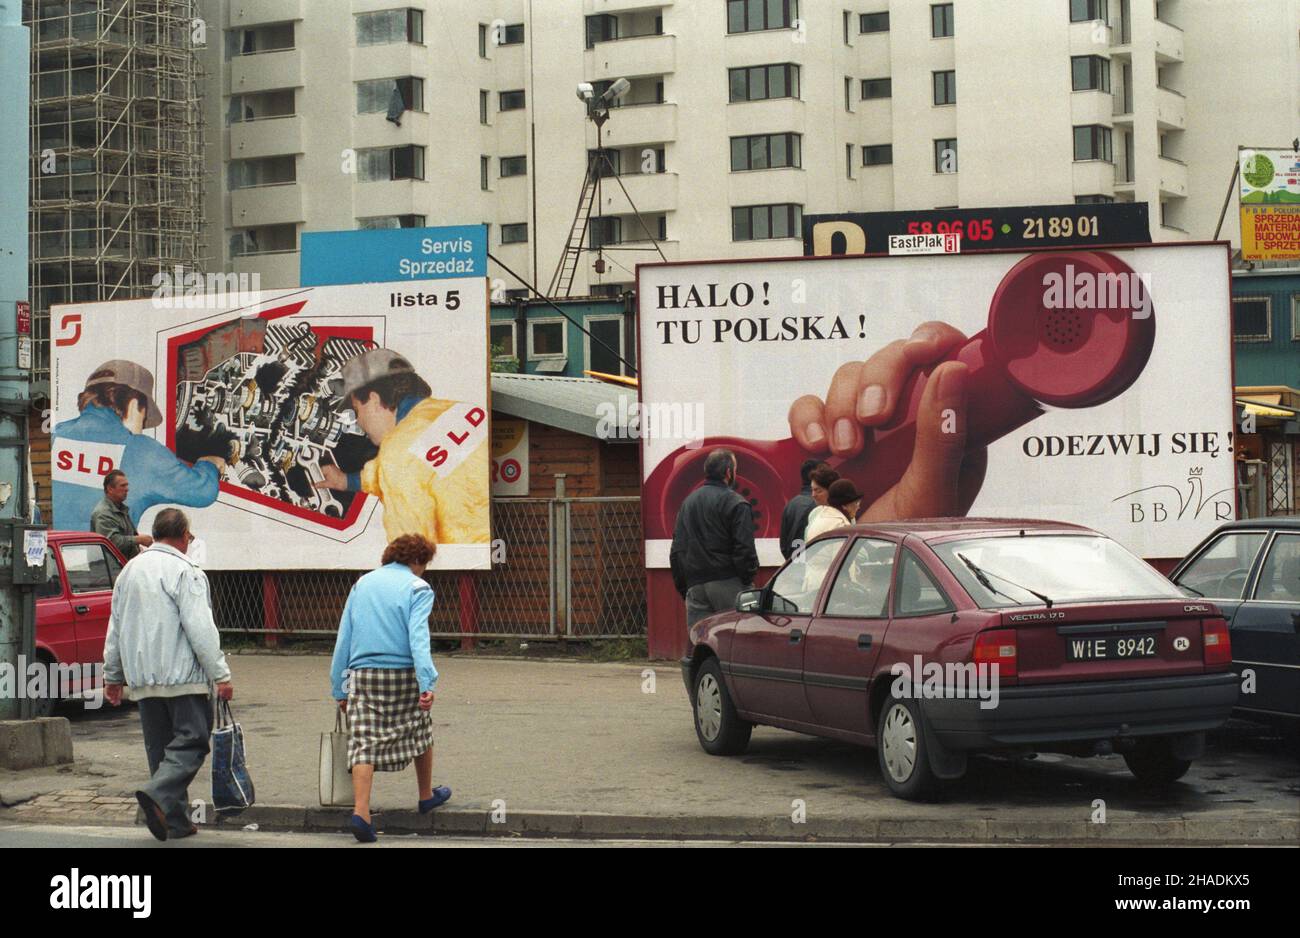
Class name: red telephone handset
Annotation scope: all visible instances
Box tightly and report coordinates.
[643,252,1156,540]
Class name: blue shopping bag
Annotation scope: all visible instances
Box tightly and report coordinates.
[211,699,255,812]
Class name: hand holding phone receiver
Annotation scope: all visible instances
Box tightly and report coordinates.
[643,251,1156,540]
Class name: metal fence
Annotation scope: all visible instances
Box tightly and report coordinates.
[208,496,646,642]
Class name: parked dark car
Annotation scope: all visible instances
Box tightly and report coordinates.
[32,531,127,717]
[1169,518,1299,721]
[682,519,1239,800]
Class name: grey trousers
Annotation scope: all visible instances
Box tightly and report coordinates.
[685,577,748,632]
[137,694,212,834]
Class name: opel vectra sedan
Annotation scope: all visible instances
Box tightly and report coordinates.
[682,519,1239,800]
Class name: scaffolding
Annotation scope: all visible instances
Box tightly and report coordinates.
[25,0,206,383]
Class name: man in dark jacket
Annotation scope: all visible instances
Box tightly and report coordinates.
[670,449,759,640]
[90,470,152,560]
[779,459,826,561]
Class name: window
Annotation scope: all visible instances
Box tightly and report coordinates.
[861,77,891,99]
[729,63,800,102]
[932,70,956,105]
[859,11,889,33]
[36,549,62,600]
[490,322,517,359]
[844,76,853,111]
[358,214,425,229]
[934,138,957,173]
[479,89,489,124]
[895,550,952,616]
[1073,124,1113,161]
[766,538,846,615]
[501,223,528,244]
[529,320,566,359]
[499,89,526,111]
[1075,194,1115,204]
[730,133,802,171]
[1174,532,1268,599]
[589,216,622,248]
[1070,0,1109,22]
[228,155,296,189]
[931,3,954,37]
[226,89,295,123]
[478,23,487,57]
[586,316,627,376]
[824,538,896,617]
[862,144,893,166]
[727,0,799,34]
[356,9,422,46]
[586,14,618,47]
[501,23,524,44]
[1253,534,1300,602]
[1071,55,1111,92]
[500,155,527,177]
[845,143,853,179]
[357,145,425,182]
[60,543,118,594]
[356,77,423,114]
[732,203,803,241]
[843,10,851,43]
[1232,297,1271,341]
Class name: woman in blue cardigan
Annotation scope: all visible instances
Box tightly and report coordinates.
[330,534,451,842]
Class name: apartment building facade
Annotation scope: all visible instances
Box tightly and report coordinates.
[200,0,1299,306]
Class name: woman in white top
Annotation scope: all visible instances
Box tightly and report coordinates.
[801,479,865,591]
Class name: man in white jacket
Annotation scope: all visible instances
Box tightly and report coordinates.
[103,508,234,841]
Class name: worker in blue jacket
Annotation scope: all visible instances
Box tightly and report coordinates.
[52,360,226,530]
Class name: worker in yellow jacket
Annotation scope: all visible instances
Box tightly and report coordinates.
[316,348,489,546]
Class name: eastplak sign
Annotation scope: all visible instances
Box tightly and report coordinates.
[637,243,1236,590]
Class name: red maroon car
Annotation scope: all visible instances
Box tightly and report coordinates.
[683,519,1239,800]
[32,531,127,717]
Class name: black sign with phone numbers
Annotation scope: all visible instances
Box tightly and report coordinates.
[804,203,1152,256]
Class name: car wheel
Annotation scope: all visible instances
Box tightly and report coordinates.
[1123,738,1192,785]
[877,697,941,800]
[28,655,59,719]
[693,657,752,756]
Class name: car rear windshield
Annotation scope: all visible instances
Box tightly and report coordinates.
[933,534,1183,609]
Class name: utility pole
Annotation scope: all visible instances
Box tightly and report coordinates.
[0,1,40,721]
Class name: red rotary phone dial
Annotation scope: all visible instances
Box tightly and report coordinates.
[642,251,1156,540]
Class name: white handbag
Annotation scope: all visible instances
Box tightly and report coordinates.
[319,708,354,807]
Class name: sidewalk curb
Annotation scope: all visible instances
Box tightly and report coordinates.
[208,804,1300,844]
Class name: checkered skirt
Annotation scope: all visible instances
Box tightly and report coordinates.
[347,668,434,772]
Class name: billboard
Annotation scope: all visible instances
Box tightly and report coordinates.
[1239,147,1300,261]
[638,244,1234,566]
[804,203,1151,257]
[50,279,491,570]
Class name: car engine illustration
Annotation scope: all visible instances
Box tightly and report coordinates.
[174,318,378,519]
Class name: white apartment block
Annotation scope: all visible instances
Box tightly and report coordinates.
[200,0,1300,296]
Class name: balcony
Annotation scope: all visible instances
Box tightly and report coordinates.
[587,33,676,80]
[593,0,674,11]
[1158,156,1188,198]
[352,45,429,83]
[231,183,304,227]
[1156,86,1186,130]
[600,102,676,148]
[230,48,303,94]
[728,168,807,208]
[229,0,302,28]
[228,115,303,161]
[1072,160,1115,197]
[1070,91,1114,128]
[726,97,805,135]
[1154,19,1184,63]
[351,179,427,218]
[597,172,678,214]
[233,250,301,289]
[353,111,431,148]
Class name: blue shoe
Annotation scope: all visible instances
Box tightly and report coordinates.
[349,814,378,843]
[418,786,452,814]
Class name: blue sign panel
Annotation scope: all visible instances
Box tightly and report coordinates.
[300,224,488,286]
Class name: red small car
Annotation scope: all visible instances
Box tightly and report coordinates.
[32,531,127,717]
[683,519,1239,800]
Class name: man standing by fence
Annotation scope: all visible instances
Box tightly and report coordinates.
[670,449,758,647]
[103,507,234,842]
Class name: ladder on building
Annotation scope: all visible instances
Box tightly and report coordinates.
[547,151,605,298]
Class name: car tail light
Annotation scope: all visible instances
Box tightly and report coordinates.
[974,628,1018,684]
[1202,618,1232,668]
